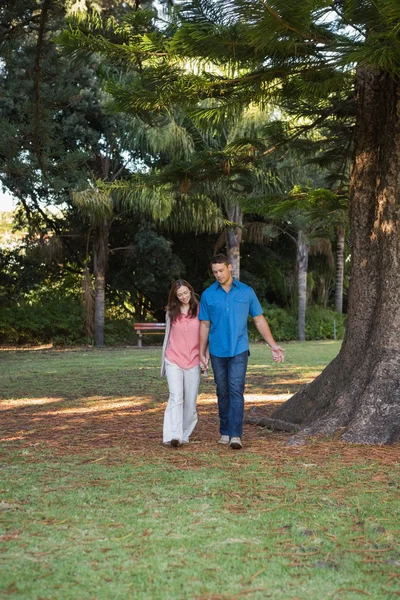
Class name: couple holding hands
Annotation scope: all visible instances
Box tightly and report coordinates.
[161,254,284,450]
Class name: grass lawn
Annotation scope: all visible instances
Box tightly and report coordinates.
[0,341,399,600]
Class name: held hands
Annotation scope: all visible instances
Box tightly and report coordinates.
[270,345,284,363]
[200,356,209,371]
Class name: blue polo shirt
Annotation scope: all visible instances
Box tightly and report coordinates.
[199,278,263,357]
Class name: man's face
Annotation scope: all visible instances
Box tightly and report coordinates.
[211,262,233,285]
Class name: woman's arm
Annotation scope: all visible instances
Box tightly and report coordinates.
[199,320,210,369]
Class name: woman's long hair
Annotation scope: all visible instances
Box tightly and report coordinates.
[167,279,199,323]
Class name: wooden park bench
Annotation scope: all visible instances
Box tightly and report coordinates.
[134,322,166,347]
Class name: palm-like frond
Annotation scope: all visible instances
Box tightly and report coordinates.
[72,187,114,223]
[308,237,334,270]
[163,193,227,234]
[244,221,279,244]
[109,178,175,221]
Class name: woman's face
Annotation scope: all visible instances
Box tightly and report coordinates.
[176,285,191,306]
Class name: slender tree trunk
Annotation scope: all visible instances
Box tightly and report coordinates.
[335,226,346,314]
[297,230,309,341]
[93,220,109,347]
[226,201,242,279]
[272,67,400,444]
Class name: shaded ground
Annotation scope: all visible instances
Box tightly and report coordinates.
[1,345,399,468]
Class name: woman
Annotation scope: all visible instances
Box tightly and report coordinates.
[161,279,206,447]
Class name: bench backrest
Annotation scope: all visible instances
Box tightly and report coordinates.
[134,323,166,330]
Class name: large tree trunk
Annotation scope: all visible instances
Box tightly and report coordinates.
[297,230,309,341]
[226,201,242,279]
[335,226,346,314]
[271,67,400,445]
[93,220,109,347]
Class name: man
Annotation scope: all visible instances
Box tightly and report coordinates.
[199,254,284,450]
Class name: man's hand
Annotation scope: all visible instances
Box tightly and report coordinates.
[253,315,284,362]
[270,345,284,363]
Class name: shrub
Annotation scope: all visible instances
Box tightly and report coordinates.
[0,297,86,345]
[248,304,346,342]
[305,306,346,340]
[0,296,346,346]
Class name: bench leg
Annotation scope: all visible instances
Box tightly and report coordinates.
[137,332,142,348]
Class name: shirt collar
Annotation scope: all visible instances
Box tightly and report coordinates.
[215,277,239,290]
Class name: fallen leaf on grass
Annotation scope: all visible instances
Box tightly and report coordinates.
[330,588,371,597]
[244,567,267,584]
[268,550,320,557]
[233,588,270,598]
[347,547,394,554]
[140,529,153,537]
[1,530,21,541]
[113,532,133,541]
[4,582,18,594]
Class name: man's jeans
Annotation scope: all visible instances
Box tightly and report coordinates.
[210,350,249,438]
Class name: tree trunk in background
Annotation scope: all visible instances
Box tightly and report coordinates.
[226,201,242,279]
[93,220,109,347]
[272,67,400,444]
[297,230,309,341]
[335,226,346,314]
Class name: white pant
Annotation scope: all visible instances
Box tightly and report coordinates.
[163,359,200,443]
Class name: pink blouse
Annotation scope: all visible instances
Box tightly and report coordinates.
[165,313,200,369]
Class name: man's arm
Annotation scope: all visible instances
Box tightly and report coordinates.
[253,315,284,363]
[199,320,210,369]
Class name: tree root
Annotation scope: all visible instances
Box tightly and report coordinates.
[244,415,300,433]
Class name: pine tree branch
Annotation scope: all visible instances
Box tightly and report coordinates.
[0,12,41,46]
[263,106,344,156]
[331,5,365,38]
[34,0,51,181]
[260,1,312,40]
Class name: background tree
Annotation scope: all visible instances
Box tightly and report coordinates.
[0,0,189,345]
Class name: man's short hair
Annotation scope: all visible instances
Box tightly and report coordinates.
[211,254,230,266]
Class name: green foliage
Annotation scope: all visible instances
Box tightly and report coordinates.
[304,305,346,340]
[0,295,141,346]
[0,296,86,345]
[109,222,184,318]
[0,292,346,346]
[248,304,346,342]
[103,314,136,346]
[248,304,297,342]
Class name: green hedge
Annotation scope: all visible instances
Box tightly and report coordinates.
[0,299,137,346]
[0,298,86,345]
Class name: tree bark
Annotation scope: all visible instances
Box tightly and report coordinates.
[335,226,346,314]
[271,67,400,445]
[226,201,242,279]
[93,220,109,347]
[297,230,309,341]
